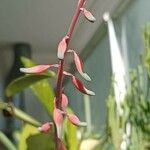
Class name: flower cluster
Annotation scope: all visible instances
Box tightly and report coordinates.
[20,49,94,130]
[20,0,95,149]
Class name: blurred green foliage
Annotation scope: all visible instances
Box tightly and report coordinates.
[0,57,80,150]
[94,25,150,150]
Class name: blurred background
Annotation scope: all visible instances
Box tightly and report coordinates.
[0,0,150,149]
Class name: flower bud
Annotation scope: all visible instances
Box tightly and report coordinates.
[38,122,52,133]
[53,107,63,125]
[20,65,50,74]
[67,113,87,126]
[20,64,58,74]
[68,49,91,81]
[71,76,95,96]
[57,36,69,59]
[61,94,68,110]
[80,8,96,23]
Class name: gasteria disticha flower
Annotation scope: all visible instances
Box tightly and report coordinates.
[20,0,95,149]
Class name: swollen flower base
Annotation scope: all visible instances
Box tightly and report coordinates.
[20,0,95,149]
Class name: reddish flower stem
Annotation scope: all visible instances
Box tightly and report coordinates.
[67,0,85,39]
[55,59,64,108]
[54,1,85,149]
[55,0,85,109]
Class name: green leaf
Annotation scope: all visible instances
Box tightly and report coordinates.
[26,132,55,150]
[0,131,17,150]
[6,74,52,97]
[21,57,55,115]
[64,108,78,150]
[19,124,39,150]
[30,79,55,115]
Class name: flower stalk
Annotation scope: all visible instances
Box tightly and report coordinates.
[20,0,95,149]
[55,0,86,109]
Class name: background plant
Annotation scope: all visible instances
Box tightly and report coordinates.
[93,25,150,150]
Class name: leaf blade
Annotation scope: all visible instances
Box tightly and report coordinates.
[6,74,52,97]
[21,57,55,115]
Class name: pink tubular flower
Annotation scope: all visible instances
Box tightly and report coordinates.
[57,35,69,59]
[20,64,58,74]
[80,8,96,23]
[38,122,53,133]
[68,49,91,81]
[20,65,50,74]
[53,107,63,125]
[61,94,68,110]
[63,71,95,96]
[71,76,95,96]
[67,113,87,126]
[53,107,64,138]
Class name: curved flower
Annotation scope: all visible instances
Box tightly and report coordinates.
[20,64,58,74]
[71,75,95,96]
[63,71,95,96]
[68,49,91,81]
